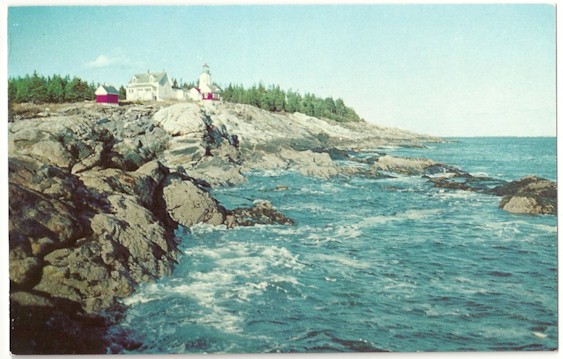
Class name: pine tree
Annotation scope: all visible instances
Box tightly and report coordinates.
[47,74,66,103]
[29,71,48,103]
[15,75,31,103]
[119,85,126,100]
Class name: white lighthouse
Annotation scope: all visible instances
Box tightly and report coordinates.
[199,63,212,88]
[188,63,222,101]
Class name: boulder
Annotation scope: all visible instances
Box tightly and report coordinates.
[225,200,295,227]
[152,103,206,137]
[373,155,444,176]
[429,173,506,193]
[495,176,556,215]
[160,175,226,227]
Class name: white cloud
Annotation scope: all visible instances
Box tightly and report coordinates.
[85,54,131,69]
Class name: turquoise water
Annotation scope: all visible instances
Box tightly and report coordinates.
[114,137,557,353]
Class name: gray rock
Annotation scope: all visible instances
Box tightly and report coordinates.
[161,175,226,227]
[495,176,556,215]
[225,200,295,228]
[190,156,246,186]
[373,155,437,175]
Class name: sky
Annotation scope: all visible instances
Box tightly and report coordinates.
[6,2,557,137]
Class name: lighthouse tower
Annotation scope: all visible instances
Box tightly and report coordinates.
[199,63,212,88]
[188,63,222,101]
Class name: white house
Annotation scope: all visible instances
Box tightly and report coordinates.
[126,71,184,101]
[188,64,222,101]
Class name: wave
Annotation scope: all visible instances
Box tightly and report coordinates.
[356,208,443,227]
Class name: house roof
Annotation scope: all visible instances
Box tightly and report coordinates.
[95,85,119,95]
[128,72,169,86]
[199,83,222,93]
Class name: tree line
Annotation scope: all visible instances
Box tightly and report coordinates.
[8,72,363,123]
[8,72,127,104]
[221,83,363,123]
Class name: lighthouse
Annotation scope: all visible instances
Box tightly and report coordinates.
[199,63,212,88]
[188,63,222,101]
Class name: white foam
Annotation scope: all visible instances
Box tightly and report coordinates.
[531,223,558,233]
[356,208,442,227]
[334,225,363,240]
[480,221,522,239]
[152,240,303,334]
[311,253,369,270]
[189,222,228,235]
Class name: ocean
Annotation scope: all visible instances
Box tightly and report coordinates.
[112,137,557,353]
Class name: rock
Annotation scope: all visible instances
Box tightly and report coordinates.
[500,196,545,215]
[10,291,55,308]
[9,249,42,288]
[9,115,112,170]
[298,164,339,179]
[9,157,92,288]
[160,175,226,227]
[494,176,556,215]
[243,148,341,179]
[429,173,506,193]
[372,155,457,176]
[225,200,295,227]
[430,173,556,216]
[35,193,178,313]
[79,160,169,210]
[242,150,289,171]
[153,102,206,136]
[190,157,246,186]
[340,166,394,179]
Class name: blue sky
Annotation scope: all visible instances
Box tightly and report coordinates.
[7,3,556,136]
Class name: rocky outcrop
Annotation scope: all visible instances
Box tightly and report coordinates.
[9,102,303,354]
[203,102,441,150]
[429,171,556,215]
[151,101,441,182]
[241,148,340,179]
[225,200,295,227]
[494,176,557,215]
[429,173,506,193]
[160,174,226,227]
[372,155,460,176]
[9,154,181,353]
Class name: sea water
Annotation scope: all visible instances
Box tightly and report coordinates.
[114,137,557,353]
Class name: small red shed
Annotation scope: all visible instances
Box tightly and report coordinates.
[95,85,119,104]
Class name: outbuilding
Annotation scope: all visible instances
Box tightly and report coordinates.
[95,85,119,104]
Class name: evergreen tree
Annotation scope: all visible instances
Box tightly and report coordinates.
[64,77,94,102]
[28,71,48,103]
[15,75,31,103]
[285,90,301,113]
[8,78,17,104]
[119,85,127,100]
[46,74,66,103]
[323,97,336,117]
[218,82,362,122]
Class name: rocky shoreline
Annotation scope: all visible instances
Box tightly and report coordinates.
[8,101,556,354]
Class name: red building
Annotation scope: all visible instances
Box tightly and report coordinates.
[95,85,119,104]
